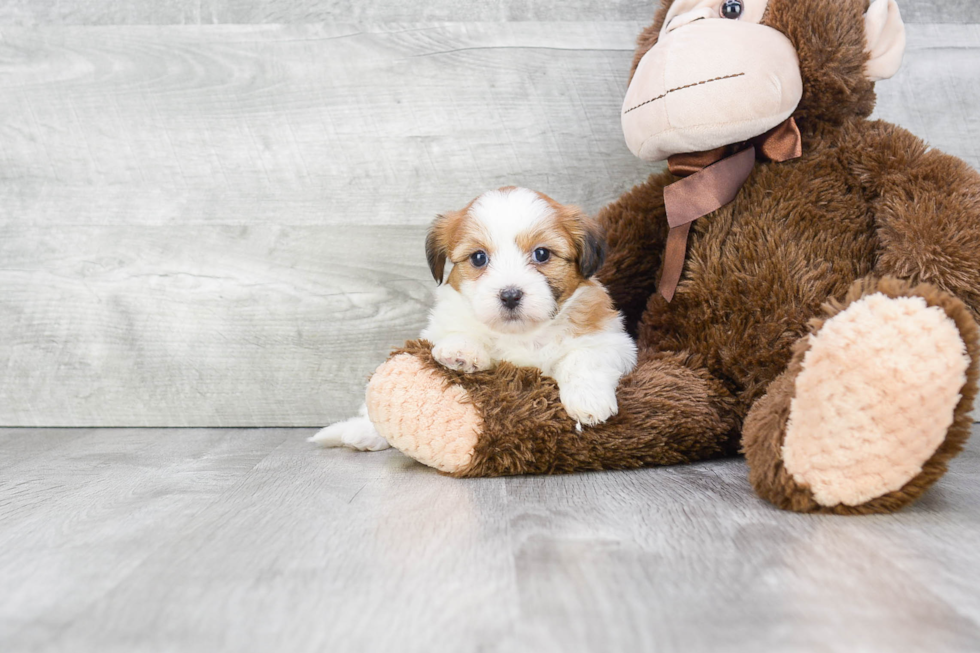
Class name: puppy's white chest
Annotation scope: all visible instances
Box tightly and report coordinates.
[489,329,567,375]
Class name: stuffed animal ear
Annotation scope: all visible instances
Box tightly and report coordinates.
[864,0,906,82]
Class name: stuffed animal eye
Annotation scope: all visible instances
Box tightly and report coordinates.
[533,248,551,263]
[470,250,488,268]
[720,0,742,19]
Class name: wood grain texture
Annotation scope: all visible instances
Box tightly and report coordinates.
[1,424,979,652]
[0,225,431,426]
[888,0,980,24]
[1,0,977,26]
[199,0,656,24]
[204,0,980,25]
[0,22,645,227]
[1,21,979,425]
[199,0,980,25]
[0,0,200,26]
[872,24,980,172]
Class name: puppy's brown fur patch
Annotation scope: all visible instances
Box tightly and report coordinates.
[427,199,486,291]
[566,281,620,336]
[446,216,492,291]
[426,209,465,286]
[514,221,582,306]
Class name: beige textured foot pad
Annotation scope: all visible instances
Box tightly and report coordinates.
[365,354,482,474]
[783,293,970,507]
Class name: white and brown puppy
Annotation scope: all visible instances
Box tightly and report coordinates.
[311,187,637,451]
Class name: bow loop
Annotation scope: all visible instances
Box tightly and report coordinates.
[754,117,802,162]
[657,117,802,301]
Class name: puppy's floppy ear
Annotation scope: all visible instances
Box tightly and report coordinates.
[425,215,448,284]
[570,210,606,279]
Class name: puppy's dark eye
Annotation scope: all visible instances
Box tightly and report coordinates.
[470,250,488,268]
[720,0,742,19]
[533,248,550,263]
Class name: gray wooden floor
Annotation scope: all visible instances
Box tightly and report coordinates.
[2,424,979,653]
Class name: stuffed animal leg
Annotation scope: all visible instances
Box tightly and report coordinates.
[743,277,979,514]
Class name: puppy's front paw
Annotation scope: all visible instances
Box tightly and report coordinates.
[432,338,492,374]
[560,382,618,427]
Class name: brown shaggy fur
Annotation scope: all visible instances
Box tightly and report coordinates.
[372,0,980,513]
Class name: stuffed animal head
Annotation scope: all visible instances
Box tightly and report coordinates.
[622,0,907,162]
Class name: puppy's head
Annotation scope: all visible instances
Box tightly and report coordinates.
[426,187,605,334]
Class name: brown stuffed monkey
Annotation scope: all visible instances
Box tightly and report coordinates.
[360,0,980,515]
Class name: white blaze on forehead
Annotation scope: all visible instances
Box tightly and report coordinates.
[468,187,554,247]
[459,187,560,333]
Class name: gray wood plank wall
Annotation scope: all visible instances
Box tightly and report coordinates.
[3,0,980,25]
[1,4,978,426]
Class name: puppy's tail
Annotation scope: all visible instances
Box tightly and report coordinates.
[308,406,390,452]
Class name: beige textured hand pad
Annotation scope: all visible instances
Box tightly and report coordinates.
[365,354,482,474]
[783,293,970,507]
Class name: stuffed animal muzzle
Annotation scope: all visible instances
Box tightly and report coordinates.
[621,0,904,163]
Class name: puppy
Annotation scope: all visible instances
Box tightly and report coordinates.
[311,187,637,451]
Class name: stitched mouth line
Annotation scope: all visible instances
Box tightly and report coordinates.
[623,72,746,115]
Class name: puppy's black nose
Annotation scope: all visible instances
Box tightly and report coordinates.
[499,287,523,310]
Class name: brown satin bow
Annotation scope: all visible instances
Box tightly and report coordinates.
[657,117,803,302]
